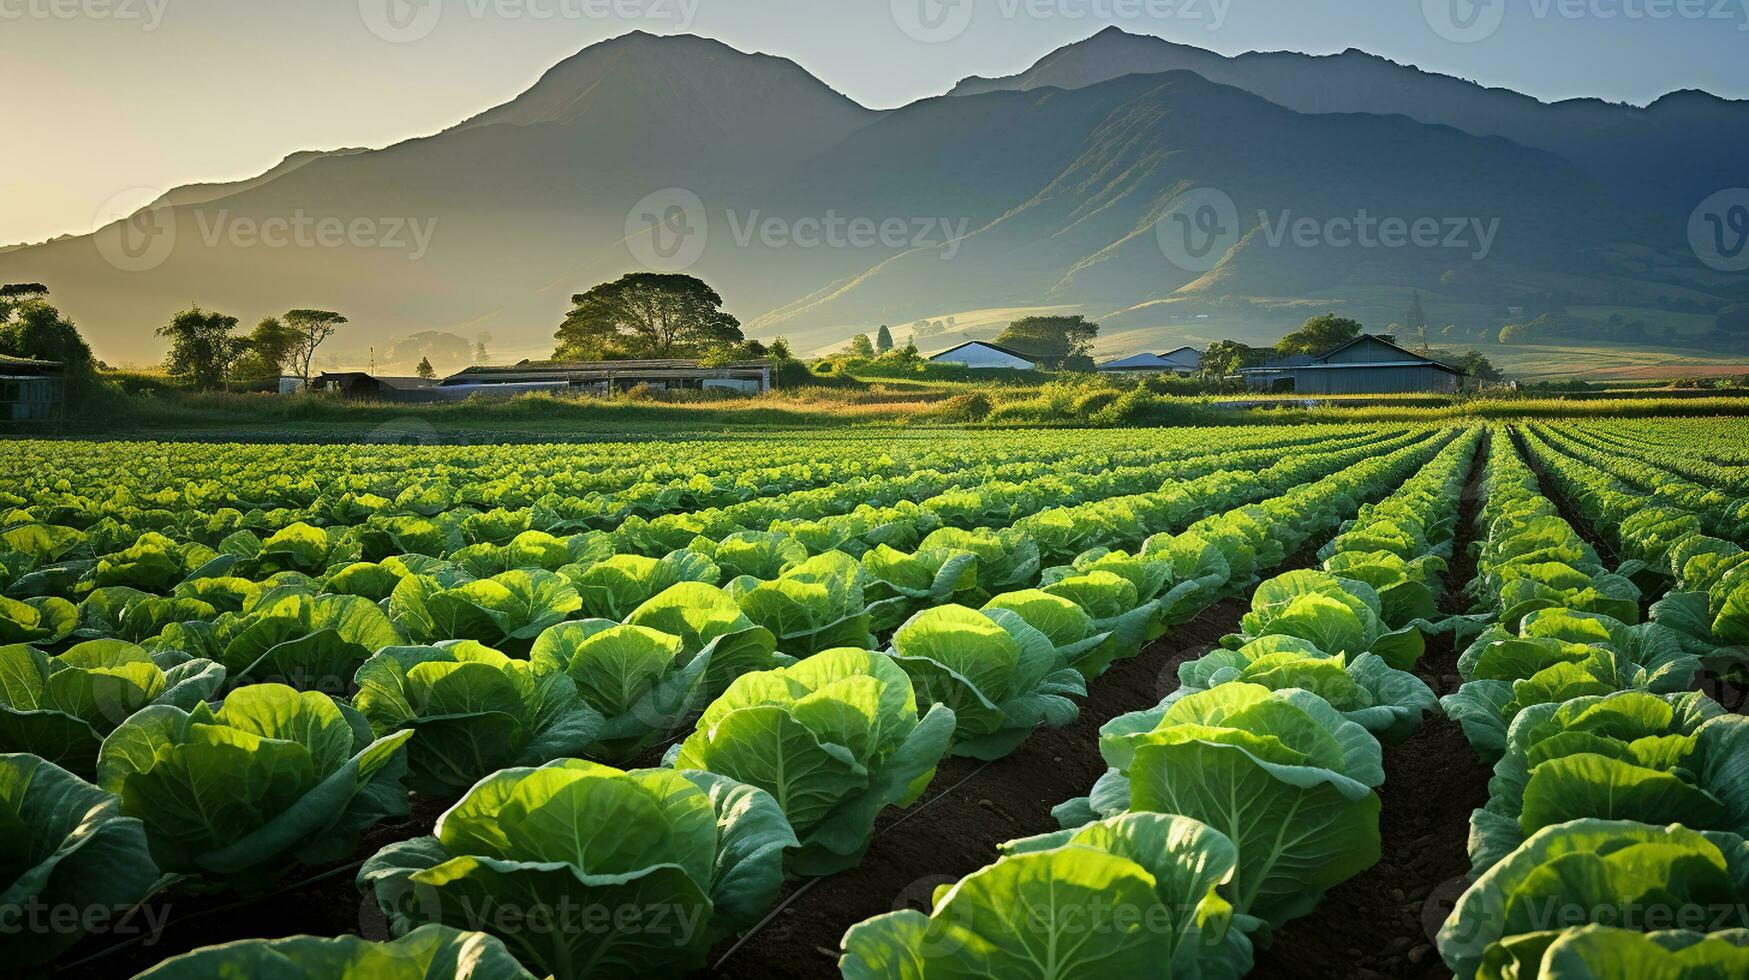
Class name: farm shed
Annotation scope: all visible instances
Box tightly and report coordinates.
[1240,334,1464,394]
[0,354,66,421]
[927,341,1037,370]
[312,373,441,401]
[1098,346,1202,376]
[438,359,773,397]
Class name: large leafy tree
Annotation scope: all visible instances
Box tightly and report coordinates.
[157,307,243,390]
[231,316,300,383]
[0,290,95,376]
[1275,314,1364,357]
[847,333,875,358]
[995,315,1099,369]
[283,309,348,385]
[875,324,894,353]
[553,273,742,360]
[1200,339,1268,378]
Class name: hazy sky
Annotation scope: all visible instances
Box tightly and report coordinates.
[3,0,1745,246]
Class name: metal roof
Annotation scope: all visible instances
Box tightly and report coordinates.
[1242,334,1465,374]
[0,354,63,371]
[441,359,772,386]
[927,341,1038,362]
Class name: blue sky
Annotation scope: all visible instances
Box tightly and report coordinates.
[2,0,1745,245]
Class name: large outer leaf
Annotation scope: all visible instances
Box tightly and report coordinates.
[0,753,160,965]
[133,925,539,979]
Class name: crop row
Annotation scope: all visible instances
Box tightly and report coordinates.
[0,425,1383,550]
[1430,429,1749,978]
[0,427,1445,975]
[1514,424,1749,682]
[831,428,1482,976]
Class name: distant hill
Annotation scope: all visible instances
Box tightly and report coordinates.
[0,29,1739,373]
[949,26,1749,216]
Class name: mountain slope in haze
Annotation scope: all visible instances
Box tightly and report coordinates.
[0,30,1736,368]
[949,27,1749,215]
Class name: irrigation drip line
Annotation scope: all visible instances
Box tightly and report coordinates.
[709,760,994,971]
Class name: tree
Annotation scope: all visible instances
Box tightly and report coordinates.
[0,297,94,376]
[875,325,894,353]
[1199,340,1267,378]
[554,273,742,360]
[995,315,1099,369]
[231,316,300,383]
[1275,314,1364,357]
[768,337,793,361]
[416,357,436,380]
[158,307,243,390]
[1459,349,1503,384]
[848,333,875,358]
[283,309,348,385]
[474,333,492,366]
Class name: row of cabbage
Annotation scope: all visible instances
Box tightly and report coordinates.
[0,428,1441,974]
[1516,422,1749,677]
[0,426,1382,580]
[0,428,1405,633]
[1549,418,1749,494]
[1430,429,1749,979]
[831,428,1481,977]
[1,427,1433,796]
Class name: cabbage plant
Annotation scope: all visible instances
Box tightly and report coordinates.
[1469,690,1743,872]
[620,582,778,701]
[0,640,224,776]
[1178,635,1437,743]
[392,569,581,653]
[1529,925,1749,979]
[886,604,1084,760]
[0,595,75,645]
[134,925,538,979]
[1060,683,1383,928]
[726,552,877,655]
[859,545,978,631]
[686,530,807,581]
[97,683,413,881]
[0,753,159,965]
[1442,609,1703,759]
[667,649,956,875]
[152,587,405,691]
[352,641,603,794]
[1223,569,1425,671]
[1438,820,1749,980]
[979,589,1113,679]
[564,550,718,620]
[839,813,1249,979]
[359,761,795,979]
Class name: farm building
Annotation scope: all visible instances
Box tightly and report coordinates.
[313,373,441,400]
[927,341,1037,370]
[0,354,66,421]
[440,359,773,398]
[1239,334,1464,394]
[1098,347,1202,376]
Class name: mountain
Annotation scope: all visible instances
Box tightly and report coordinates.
[0,30,1739,370]
[949,27,1749,216]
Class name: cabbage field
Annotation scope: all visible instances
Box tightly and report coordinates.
[3,419,1748,979]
